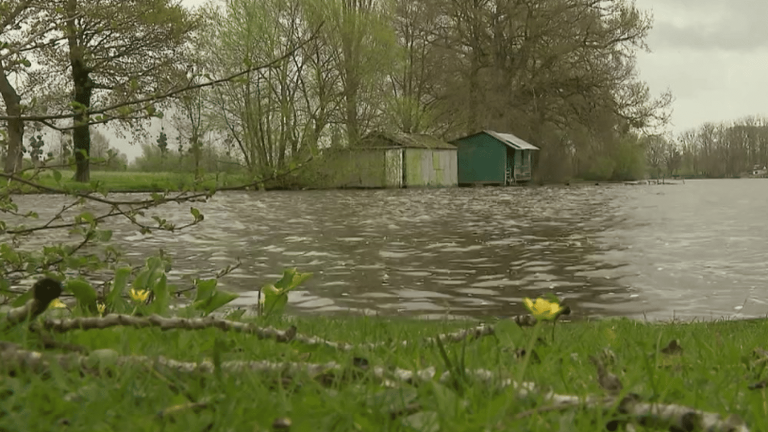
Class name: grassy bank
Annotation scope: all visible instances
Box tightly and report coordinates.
[12,170,251,193]
[1,316,765,431]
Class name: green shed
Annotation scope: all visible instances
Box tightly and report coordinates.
[451,130,540,186]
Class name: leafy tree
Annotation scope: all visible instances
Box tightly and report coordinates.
[89,129,127,171]
[156,128,169,163]
[33,0,198,182]
[201,0,330,177]
[27,130,45,166]
[0,0,58,173]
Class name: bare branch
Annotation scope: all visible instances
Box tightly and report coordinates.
[0,23,324,123]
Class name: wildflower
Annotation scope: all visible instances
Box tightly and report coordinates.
[48,298,67,310]
[522,297,564,321]
[129,288,149,303]
[97,302,106,316]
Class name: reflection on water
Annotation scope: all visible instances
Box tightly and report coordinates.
[6,179,768,320]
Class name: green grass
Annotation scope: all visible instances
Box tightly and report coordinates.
[2,316,767,431]
[18,170,251,193]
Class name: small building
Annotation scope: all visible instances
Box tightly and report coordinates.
[319,131,458,188]
[451,130,540,186]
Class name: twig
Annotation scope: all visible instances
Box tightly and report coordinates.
[510,314,538,327]
[0,342,749,432]
[39,314,495,351]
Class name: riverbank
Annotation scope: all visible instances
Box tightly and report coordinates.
[6,170,689,195]
[5,170,252,193]
[1,315,762,431]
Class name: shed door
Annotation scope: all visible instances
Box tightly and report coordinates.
[385,148,403,188]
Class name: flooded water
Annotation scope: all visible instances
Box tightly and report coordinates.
[6,179,768,320]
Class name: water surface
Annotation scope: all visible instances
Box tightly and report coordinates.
[6,179,767,320]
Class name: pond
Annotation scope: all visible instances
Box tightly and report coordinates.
[7,179,768,321]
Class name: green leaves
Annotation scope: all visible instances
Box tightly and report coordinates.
[191,278,238,316]
[65,278,97,311]
[260,268,312,317]
[107,266,132,310]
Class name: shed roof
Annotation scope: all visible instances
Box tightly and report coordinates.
[454,130,540,151]
[361,131,456,150]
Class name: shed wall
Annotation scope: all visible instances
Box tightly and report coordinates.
[455,134,506,184]
[321,149,389,188]
[403,148,458,187]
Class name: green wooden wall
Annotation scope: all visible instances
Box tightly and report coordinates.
[454,134,506,184]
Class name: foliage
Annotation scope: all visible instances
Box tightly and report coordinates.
[156,129,169,159]
[0,0,672,187]
[259,268,312,318]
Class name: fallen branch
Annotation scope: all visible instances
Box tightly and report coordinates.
[3,278,62,327]
[40,314,495,351]
[0,342,749,432]
[41,314,299,342]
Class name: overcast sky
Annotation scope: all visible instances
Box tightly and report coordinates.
[634,0,768,133]
[113,0,767,160]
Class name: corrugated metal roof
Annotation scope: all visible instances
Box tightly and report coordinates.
[362,131,456,150]
[484,130,540,151]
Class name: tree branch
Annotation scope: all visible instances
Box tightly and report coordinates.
[0,23,324,123]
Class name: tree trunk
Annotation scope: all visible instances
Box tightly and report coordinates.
[0,62,24,174]
[67,0,93,183]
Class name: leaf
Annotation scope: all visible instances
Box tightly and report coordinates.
[132,256,164,291]
[66,279,97,310]
[77,212,96,225]
[261,283,288,317]
[11,289,33,307]
[52,169,62,183]
[190,207,204,222]
[274,268,312,292]
[150,274,169,314]
[107,266,131,308]
[192,290,238,316]
[225,309,246,320]
[96,230,113,242]
[194,278,217,302]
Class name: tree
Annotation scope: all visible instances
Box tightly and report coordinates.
[643,134,668,179]
[664,142,682,177]
[201,0,331,177]
[171,68,207,179]
[27,127,45,166]
[88,129,126,170]
[421,0,670,180]
[35,0,197,182]
[0,0,56,173]
[386,0,444,134]
[156,128,169,164]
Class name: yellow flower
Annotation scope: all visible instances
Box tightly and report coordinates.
[129,288,149,303]
[48,298,67,310]
[523,297,564,321]
[97,302,106,316]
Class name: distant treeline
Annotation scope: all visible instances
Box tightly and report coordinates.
[644,117,768,179]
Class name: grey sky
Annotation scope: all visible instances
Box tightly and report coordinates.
[634,0,768,133]
[113,0,767,159]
